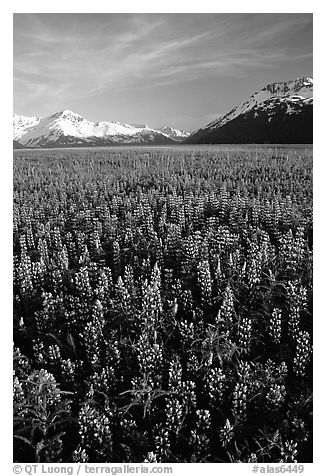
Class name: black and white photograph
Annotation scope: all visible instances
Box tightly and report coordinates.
[11,8,314,468]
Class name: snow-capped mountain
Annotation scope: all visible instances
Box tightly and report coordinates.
[13,114,41,141]
[186,77,313,144]
[157,126,190,140]
[13,110,190,148]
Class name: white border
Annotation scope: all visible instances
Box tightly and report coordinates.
[3,2,324,474]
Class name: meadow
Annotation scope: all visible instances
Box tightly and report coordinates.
[13,146,313,463]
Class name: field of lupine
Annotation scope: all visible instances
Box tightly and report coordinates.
[13,146,313,463]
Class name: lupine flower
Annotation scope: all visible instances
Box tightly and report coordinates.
[269,308,282,344]
[143,451,157,463]
[165,398,184,435]
[265,383,286,411]
[238,316,252,353]
[293,331,312,377]
[197,260,212,305]
[205,367,226,406]
[232,381,248,422]
[219,419,234,447]
[281,440,298,463]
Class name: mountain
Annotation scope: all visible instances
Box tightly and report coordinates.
[157,126,190,141]
[13,114,40,141]
[13,110,189,148]
[186,77,313,144]
[13,139,25,149]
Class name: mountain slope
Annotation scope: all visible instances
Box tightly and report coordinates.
[13,114,41,141]
[186,77,313,144]
[13,139,25,149]
[157,126,190,141]
[13,110,189,148]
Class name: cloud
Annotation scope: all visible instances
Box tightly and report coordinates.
[13,13,312,116]
[15,19,215,109]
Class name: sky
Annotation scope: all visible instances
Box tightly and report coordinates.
[13,13,313,131]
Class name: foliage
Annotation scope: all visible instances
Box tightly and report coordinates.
[13,146,313,462]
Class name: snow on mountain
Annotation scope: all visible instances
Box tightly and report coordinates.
[205,77,313,131]
[157,126,190,141]
[129,123,150,129]
[13,114,41,141]
[17,110,97,146]
[13,110,190,147]
[186,77,313,144]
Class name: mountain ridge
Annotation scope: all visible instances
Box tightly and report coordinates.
[14,77,313,148]
[186,77,313,144]
[13,110,191,148]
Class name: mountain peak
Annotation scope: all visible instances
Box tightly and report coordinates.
[263,77,313,96]
[13,110,185,147]
[53,110,84,120]
[187,76,313,144]
[298,76,313,84]
[14,113,40,122]
[158,126,190,139]
[130,123,150,129]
